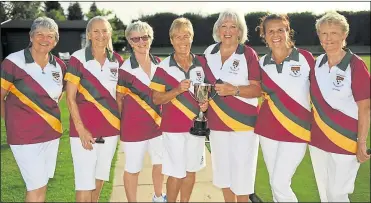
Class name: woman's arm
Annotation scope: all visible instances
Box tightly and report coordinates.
[0,88,8,119]
[214,80,261,98]
[66,81,95,150]
[116,92,125,115]
[356,99,370,163]
[152,79,190,105]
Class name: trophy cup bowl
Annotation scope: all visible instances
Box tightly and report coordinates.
[189,82,215,137]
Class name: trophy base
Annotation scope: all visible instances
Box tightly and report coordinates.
[190,120,210,136]
[190,127,210,136]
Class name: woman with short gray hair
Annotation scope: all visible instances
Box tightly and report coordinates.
[117,20,166,202]
[203,10,262,202]
[65,16,124,202]
[309,11,370,202]
[0,16,66,202]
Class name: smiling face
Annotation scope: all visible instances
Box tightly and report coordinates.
[218,17,239,45]
[128,31,151,55]
[30,28,57,54]
[318,23,347,53]
[264,19,290,49]
[88,20,111,49]
[171,28,193,55]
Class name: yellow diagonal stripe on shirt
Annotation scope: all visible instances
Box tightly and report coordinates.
[77,85,120,130]
[126,90,161,127]
[209,100,253,131]
[64,72,80,86]
[116,85,129,95]
[149,82,165,92]
[1,79,13,90]
[170,98,197,120]
[312,103,356,153]
[6,82,62,133]
[266,95,310,141]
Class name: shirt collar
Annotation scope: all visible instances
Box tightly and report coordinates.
[210,42,245,55]
[85,45,116,62]
[24,48,56,66]
[130,53,159,69]
[169,52,201,70]
[318,49,353,71]
[263,47,300,66]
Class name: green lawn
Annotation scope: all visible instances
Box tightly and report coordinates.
[1,56,370,202]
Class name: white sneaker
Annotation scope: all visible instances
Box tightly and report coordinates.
[152,193,167,202]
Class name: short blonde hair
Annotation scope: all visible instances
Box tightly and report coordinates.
[169,17,194,39]
[85,16,113,51]
[212,10,248,44]
[315,11,349,35]
[125,20,154,45]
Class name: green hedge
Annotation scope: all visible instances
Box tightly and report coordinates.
[133,10,370,47]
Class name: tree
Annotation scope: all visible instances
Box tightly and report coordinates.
[86,2,112,20]
[0,2,7,22]
[67,2,84,20]
[44,1,66,21]
[109,15,127,51]
[4,2,43,20]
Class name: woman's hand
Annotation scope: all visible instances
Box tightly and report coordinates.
[356,140,370,163]
[199,102,208,112]
[215,82,237,96]
[77,127,95,150]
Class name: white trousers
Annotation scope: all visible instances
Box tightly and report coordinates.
[309,145,360,202]
[259,136,307,202]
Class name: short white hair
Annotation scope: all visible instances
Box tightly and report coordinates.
[85,16,113,51]
[315,11,349,35]
[212,10,248,44]
[125,20,154,45]
[29,16,59,42]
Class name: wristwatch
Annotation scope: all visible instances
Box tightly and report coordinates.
[234,86,240,96]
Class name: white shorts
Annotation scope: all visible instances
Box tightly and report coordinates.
[209,130,259,195]
[10,138,60,191]
[162,132,206,179]
[70,136,118,191]
[121,136,164,173]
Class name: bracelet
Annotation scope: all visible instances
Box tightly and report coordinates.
[234,86,240,96]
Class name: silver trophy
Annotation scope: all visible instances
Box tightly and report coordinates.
[189,82,216,136]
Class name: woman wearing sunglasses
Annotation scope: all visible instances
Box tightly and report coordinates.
[64,16,124,202]
[116,21,166,202]
[150,17,208,202]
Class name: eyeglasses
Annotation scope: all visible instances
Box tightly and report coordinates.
[130,35,150,43]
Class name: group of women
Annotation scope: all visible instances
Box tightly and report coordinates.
[0,9,369,203]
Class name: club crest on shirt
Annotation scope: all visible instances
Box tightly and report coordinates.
[289,65,301,77]
[231,59,240,71]
[333,74,345,87]
[195,71,203,82]
[110,68,118,76]
[51,71,61,84]
[109,67,118,81]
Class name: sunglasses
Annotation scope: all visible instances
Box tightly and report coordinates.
[130,35,150,43]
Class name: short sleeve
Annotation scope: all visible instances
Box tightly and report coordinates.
[117,69,134,95]
[351,56,370,101]
[1,59,16,91]
[245,46,261,81]
[64,56,83,86]
[149,68,167,92]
